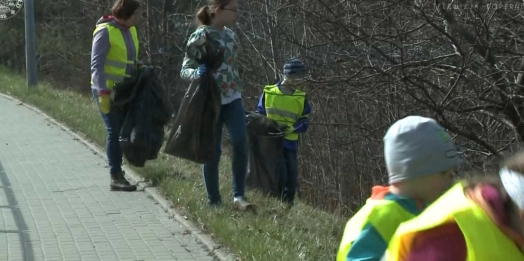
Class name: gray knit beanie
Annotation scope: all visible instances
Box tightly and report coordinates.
[384,116,463,184]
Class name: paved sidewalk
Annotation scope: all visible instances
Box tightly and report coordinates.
[0,96,216,261]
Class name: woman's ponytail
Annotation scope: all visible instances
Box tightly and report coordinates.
[196,6,212,26]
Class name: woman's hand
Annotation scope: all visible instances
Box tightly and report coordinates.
[197,64,207,78]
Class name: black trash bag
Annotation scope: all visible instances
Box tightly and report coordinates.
[111,71,140,108]
[163,33,223,164]
[245,112,288,198]
[115,66,172,167]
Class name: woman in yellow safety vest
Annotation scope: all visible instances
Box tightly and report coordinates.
[386,150,524,261]
[90,0,141,192]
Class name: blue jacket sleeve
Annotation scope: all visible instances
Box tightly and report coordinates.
[90,27,110,92]
[257,91,266,115]
[293,96,312,133]
[346,223,387,261]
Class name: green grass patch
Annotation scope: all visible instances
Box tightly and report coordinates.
[0,68,345,261]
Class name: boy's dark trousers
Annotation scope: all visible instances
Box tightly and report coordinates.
[280,148,298,204]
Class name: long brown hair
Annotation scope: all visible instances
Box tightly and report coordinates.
[195,0,232,26]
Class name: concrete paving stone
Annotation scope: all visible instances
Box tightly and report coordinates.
[80,255,100,261]
[0,97,217,260]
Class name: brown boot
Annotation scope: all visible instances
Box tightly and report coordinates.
[110,171,137,192]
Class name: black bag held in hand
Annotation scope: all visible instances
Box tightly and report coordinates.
[245,112,288,198]
[112,66,172,167]
[163,34,223,164]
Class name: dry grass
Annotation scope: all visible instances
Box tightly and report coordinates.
[0,68,347,261]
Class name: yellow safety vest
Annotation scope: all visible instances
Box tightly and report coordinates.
[337,199,415,261]
[387,182,524,261]
[90,23,139,90]
[263,85,307,140]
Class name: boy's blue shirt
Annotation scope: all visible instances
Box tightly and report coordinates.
[256,82,311,151]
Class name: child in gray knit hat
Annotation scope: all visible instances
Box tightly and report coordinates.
[384,115,463,202]
[337,115,463,261]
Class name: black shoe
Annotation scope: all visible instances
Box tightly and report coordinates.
[208,199,223,207]
[110,171,137,192]
[281,195,295,208]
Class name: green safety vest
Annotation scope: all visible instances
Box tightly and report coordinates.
[337,199,415,261]
[90,23,139,89]
[263,85,307,140]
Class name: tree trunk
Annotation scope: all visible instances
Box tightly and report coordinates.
[264,0,280,82]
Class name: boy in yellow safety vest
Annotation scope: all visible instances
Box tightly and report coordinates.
[256,58,312,207]
[337,116,463,261]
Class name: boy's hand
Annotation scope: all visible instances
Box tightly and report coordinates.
[137,60,144,69]
[98,90,111,114]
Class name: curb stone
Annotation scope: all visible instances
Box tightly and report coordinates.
[0,92,236,261]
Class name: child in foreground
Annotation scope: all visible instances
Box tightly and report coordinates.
[337,115,463,261]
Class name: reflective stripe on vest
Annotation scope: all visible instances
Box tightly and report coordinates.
[90,23,139,89]
[337,199,414,261]
[387,182,524,261]
[263,85,306,141]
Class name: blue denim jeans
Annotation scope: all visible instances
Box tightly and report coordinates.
[280,148,298,203]
[203,98,249,204]
[92,89,125,175]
